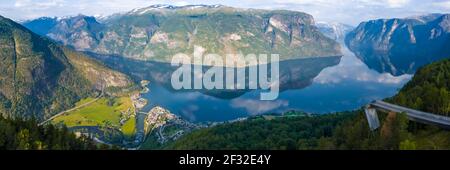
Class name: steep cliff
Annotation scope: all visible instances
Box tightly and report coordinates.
[346,14,450,75]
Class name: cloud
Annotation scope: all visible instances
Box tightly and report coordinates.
[433,0,450,9]
[356,0,410,8]
[14,0,65,9]
[313,48,412,84]
[240,0,447,24]
[386,0,410,8]
[180,105,198,121]
[13,0,29,7]
[1,0,449,25]
[230,98,288,114]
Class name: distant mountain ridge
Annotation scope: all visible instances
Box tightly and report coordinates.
[316,22,353,43]
[0,16,132,120]
[345,13,450,76]
[22,5,342,64]
[19,17,59,36]
[127,4,223,13]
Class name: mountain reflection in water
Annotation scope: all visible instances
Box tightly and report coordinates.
[92,49,411,122]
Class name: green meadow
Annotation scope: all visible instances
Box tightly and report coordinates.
[52,96,137,139]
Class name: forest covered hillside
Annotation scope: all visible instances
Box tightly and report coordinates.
[0,16,133,120]
[389,59,450,116]
[0,116,117,150]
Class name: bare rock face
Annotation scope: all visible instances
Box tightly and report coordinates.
[23,5,342,64]
[346,14,450,76]
[45,15,103,51]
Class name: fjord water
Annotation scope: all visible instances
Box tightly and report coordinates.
[93,47,412,122]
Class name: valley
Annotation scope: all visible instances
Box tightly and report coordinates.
[0,3,449,151]
[43,79,200,148]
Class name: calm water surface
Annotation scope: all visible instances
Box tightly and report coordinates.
[94,48,412,122]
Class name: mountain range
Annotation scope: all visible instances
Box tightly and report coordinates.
[346,13,450,76]
[22,5,342,63]
[1,4,450,151]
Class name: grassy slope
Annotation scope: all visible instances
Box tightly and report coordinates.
[52,96,136,138]
[121,117,136,139]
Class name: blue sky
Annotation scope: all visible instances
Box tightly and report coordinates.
[0,0,450,25]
